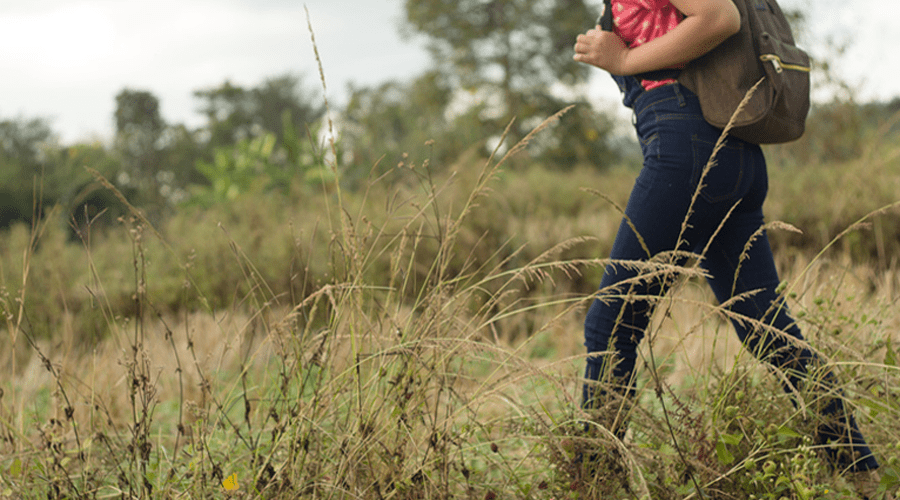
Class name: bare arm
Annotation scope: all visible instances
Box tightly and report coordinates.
[573,0,740,75]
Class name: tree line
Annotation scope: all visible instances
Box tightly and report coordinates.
[1,0,896,234]
[0,0,632,233]
[0,75,329,231]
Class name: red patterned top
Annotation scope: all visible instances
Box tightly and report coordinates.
[612,0,684,89]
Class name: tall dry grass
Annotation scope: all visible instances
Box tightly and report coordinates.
[0,103,899,498]
[1,27,900,500]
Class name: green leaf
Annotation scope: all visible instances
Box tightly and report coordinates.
[777,426,802,439]
[720,433,743,446]
[861,398,891,415]
[881,465,900,488]
[9,458,21,477]
[885,340,897,367]
[775,475,792,488]
[716,439,735,465]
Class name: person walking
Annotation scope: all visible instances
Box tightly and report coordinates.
[573,0,889,497]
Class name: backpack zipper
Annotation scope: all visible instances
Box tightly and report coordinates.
[759,54,811,74]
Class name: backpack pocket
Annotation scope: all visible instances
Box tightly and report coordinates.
[759,33,811,75]
[750,33,812,142]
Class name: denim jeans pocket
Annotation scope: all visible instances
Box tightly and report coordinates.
[690,134,749,204]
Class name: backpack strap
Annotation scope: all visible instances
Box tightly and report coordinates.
[599,0,613,31]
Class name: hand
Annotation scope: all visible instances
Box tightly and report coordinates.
[573,26,631,74]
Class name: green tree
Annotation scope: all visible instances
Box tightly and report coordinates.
[343,71,477,179]
[403,0,606,164]
[185,74,331,205]
[521,93,619,168]
[157,123,205,197]
[115,89,164,163]
[188,119,331,208]
[60,141,130,235]
[113,89,168,215]
[0,115,135,234]
[404,0,592,102]
[112,90,209,216]
[193,74,325,151]
[254,75,326,142]
[0,117,59,228]
[193,80,254,148]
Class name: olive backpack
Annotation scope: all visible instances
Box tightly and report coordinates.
[599,0,811,144]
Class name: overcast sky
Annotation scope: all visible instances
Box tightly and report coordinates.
[1,0,897,145]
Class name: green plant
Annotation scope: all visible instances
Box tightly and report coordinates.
[189,111,332,208]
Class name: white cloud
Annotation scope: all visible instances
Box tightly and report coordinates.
[0,3,116,81]
[0,0,431,142]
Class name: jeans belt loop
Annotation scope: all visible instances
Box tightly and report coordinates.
[673,83,686,108]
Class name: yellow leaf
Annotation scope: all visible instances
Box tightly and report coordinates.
[222,473,239,491]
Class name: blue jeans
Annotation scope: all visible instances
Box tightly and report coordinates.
[583,76,878,472]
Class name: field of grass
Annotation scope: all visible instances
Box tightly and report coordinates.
[1,108,900,499]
